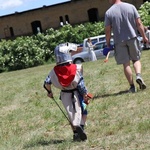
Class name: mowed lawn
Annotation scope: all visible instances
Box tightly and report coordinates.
[0,50,150,150]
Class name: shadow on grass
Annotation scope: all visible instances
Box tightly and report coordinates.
[94,90,130,99]
[23,139,66,149]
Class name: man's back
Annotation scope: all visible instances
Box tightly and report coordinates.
[105,2,139,43]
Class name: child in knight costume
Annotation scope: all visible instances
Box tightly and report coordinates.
[43,43,92,141]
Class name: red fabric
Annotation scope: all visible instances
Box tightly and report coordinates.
[54,64,76,87]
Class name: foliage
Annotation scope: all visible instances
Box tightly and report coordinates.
[138,1,150,26]
[0,22,104,72]
[0,36,49,72]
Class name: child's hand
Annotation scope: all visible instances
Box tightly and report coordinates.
[83,93,93,104]
[47,92,53,98]
[83,94,89,104]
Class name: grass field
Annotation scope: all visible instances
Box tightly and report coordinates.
[0,50,150,150]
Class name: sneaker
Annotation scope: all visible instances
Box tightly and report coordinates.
[136,76,146,90]
[75,126,87,141]
[128,86,136,93]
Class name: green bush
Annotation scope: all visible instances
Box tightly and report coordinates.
[138,1,150,26]
[0,22,104,72]
[0,36,53,72]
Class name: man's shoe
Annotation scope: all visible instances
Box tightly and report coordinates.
[128,86,136,93]
[136,76,146,90]
[76,126,87,141]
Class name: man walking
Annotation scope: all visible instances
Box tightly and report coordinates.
[105,0,149,92]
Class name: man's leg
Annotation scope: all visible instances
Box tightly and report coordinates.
[133,60,141,74]
[123,62,134,85]
[133,60,146,90]
[127,38,146,90]
[123,62,135,93]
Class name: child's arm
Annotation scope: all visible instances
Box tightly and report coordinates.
[77,75,93,104]
[43,75,53,98]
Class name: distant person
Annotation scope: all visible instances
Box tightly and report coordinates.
[87,38,97,61]
[144,26,150,49]
[43,43,92,141]
[104,0,149,93]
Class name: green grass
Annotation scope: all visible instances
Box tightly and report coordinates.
[0,50,150,150]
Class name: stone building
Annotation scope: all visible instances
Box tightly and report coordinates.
[0,0,145,39]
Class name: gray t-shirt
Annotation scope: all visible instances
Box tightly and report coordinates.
[105,2,140,44]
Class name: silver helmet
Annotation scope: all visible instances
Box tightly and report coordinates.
[54,43,77,65]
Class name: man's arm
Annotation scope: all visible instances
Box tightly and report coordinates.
[136,18,148,43]
[105,25,112,47]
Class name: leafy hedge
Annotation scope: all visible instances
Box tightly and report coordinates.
[0,22,104,72]
[0,2,149,73]
[0,36,50,72]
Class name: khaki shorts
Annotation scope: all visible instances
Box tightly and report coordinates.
[114,37,141,64]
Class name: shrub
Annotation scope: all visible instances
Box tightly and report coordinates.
[138,1,150,26]
[0,22,104,72]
